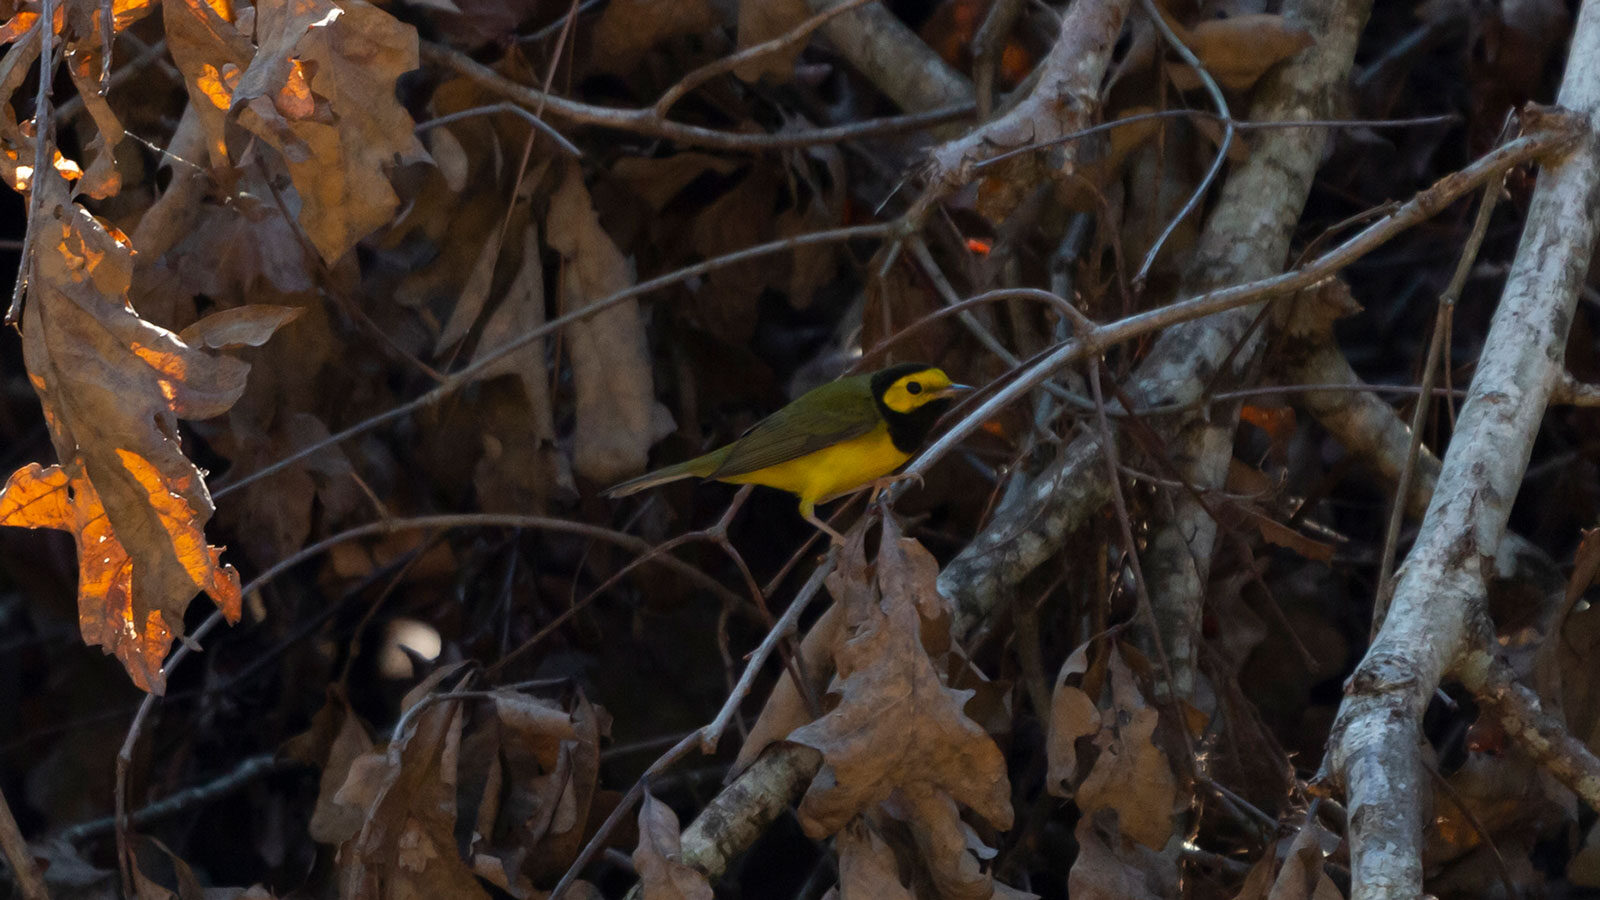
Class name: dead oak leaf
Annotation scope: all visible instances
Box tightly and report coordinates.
[229,0,427,262]
[1074,648,1177,849]
[789,517,1012,838]
[0,173,289,692]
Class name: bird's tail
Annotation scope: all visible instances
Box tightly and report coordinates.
[601,449,725,498]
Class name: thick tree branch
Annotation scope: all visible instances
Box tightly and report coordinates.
[1323,2,1600,894]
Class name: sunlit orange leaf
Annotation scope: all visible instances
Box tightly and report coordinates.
[111,0,160,29]
[1,171,291,692]
[196,63,236,110]
[225,0,426,262]
[0,462,239,692]
[276,57,317,120]
[0,10,38,43]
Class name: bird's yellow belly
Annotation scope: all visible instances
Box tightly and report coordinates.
[718,424,909,506]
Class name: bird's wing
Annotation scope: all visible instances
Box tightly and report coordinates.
[708,376,879,479]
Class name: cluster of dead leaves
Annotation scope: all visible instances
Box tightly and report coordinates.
[0,0,429,689]
[286,667,613,898]
[686,516,1024,900]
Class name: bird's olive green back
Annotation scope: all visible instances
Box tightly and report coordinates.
[707,373,881,479]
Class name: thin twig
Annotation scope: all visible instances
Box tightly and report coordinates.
[0,783,47,900]
[1373,163,1505,632]
[414,101,582,158]
[62,754,291,843]
[898,121,1578,485]
[6,13,55,326]
[973,110,1462,171]
[701,554,834,753]
[548,731,701,900]
[1133,0,1233,288]
[653,0,876,116]
[421,41,974,151]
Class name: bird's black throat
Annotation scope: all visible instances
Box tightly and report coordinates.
[881,398,953,453]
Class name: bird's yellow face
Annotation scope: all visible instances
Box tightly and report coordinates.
[877,367,961,414]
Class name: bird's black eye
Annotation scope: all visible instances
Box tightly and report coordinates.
[906,381,923,395]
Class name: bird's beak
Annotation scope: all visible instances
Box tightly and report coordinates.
[935,383,974,398]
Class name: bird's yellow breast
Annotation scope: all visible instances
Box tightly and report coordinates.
[715,423,909,507]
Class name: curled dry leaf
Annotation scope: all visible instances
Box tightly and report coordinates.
[891,783,1034,900]
[789,516,1012,838]
[634,791,714,900]
[1073,647,1178,849]
[0,173,302,692]
[1234,820,1342,900]
[178,304,306,349]
[282,690,375,845]
[547,161,674,485]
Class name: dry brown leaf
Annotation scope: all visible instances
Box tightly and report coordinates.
[471,223,575,512]
[894,784,1033,900]
[1265,821,1342,900]
[0,173,295,692]
[789,517,1012,838]
[179,305,306,349]
[590,0,717,75]
[282,691,376,845]
[734,0,810,82]
[228,0,428,261]
[495,690,610,885]
[1166,14,1315,92]
[634,791,713,900]
[1046,641,1101,795]
[1067,813,1178,900]
[1074,648,1177,849]
[687,169,778,344]
[162,0,254,168]
[332,672,491,899]
[611,153,741,212]
[837,818,914,900]
[547,161,674,484]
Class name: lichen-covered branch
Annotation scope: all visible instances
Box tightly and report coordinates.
[1324,1,1600,894]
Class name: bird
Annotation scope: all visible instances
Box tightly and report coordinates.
[603,362,971,541]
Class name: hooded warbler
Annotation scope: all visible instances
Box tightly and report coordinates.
[603,362,970,540]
